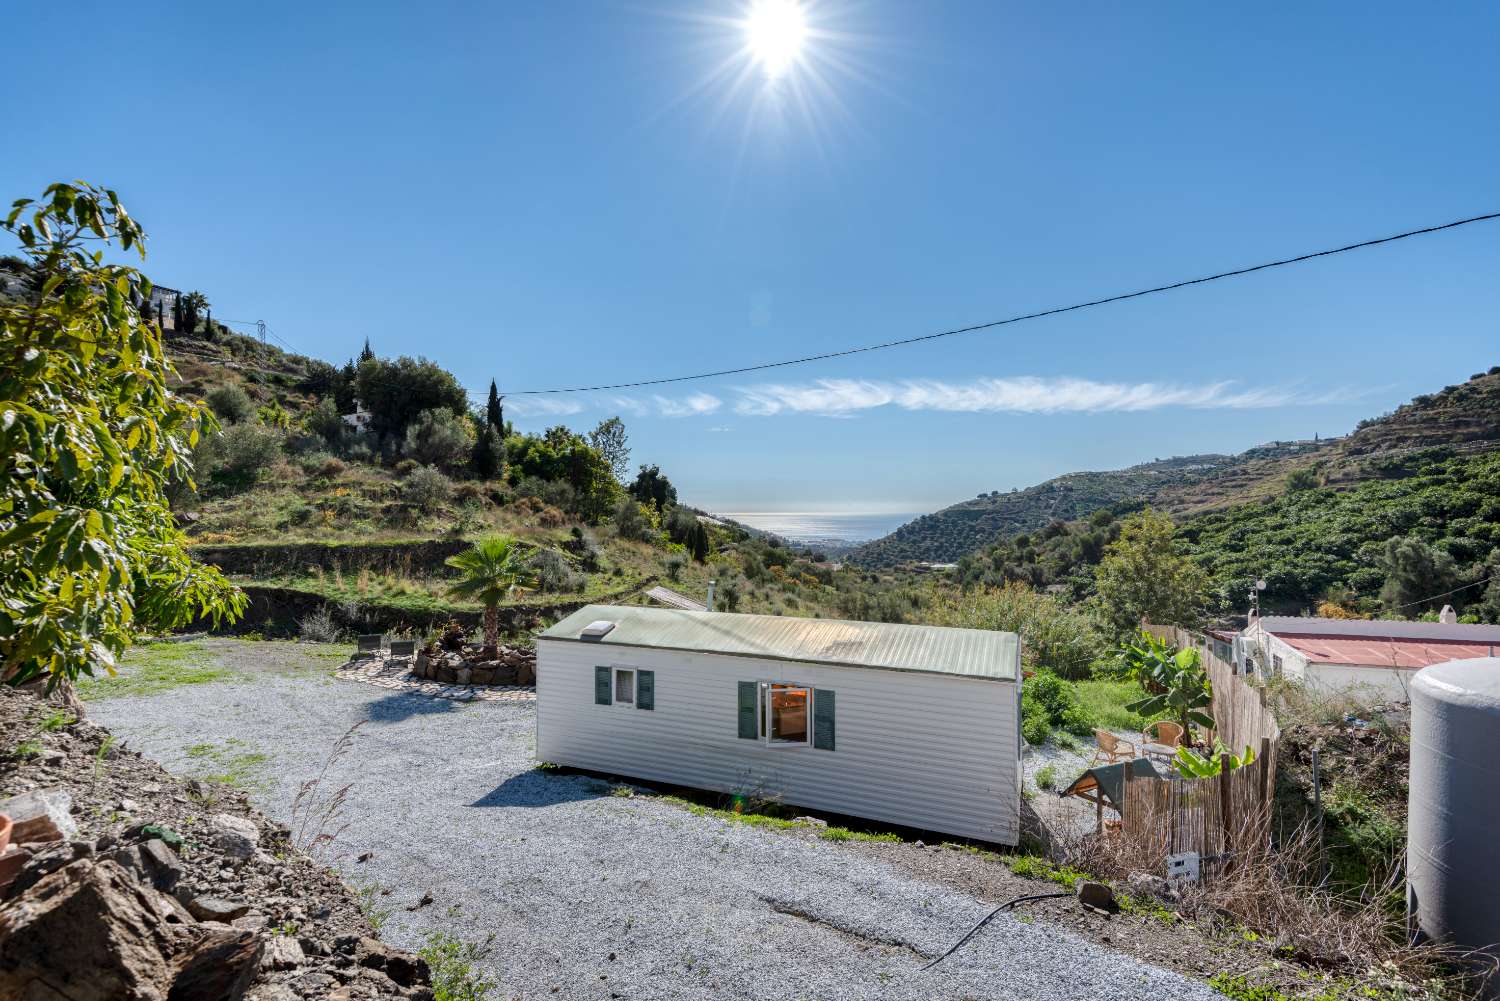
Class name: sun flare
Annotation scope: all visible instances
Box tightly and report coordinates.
[743,0,808,79]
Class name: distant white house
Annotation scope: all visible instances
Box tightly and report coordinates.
[536,605,1022,843]
[342,398,373,433]
[1236,614,1500,698]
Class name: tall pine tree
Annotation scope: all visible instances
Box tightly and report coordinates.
[359,337,375,362]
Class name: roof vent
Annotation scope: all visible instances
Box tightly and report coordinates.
[580,620,616,641]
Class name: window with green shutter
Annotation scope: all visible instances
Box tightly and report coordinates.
[637,670,655,710]
[594,666,612,705]
[737,681,758,739]
[813,689,836,750]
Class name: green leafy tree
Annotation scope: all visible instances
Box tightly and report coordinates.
[305,396,346,445]
[1093,509,1210,636]
[588,416,630,482]
[354,355,469,440]
[1377,535,1458,615]
[1285,466,1319,492]
[629,464,677,511]
[0,182,245,689]
[446,535,537,656]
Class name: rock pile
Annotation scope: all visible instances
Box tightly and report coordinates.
[0,687,434,1001]
[408,644,535,687]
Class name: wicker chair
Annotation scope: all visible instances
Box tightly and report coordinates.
[1092,729,1137,765]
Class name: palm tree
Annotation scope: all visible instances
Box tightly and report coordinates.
[445,535,536,656]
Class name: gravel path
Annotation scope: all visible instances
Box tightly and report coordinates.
[90,639,1224,1001]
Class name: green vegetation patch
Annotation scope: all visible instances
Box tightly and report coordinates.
[79,641,234,700]
[183,738,272,792]
[420,931,501,1001]
[1072,678,1166,732]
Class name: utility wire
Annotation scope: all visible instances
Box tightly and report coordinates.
[1387,574,1497,612]
[495,210,1500,395]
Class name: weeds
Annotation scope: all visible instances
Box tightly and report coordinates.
[11,740,42,759]
[353,881,395,933]
[420,931,501,1001]
[93,735,116,788]
[37,710,74,732]
[79,641,231,700]
[183,739,271,792]
[291,721,366,858]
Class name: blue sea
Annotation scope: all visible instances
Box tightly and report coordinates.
[716,511,921,546]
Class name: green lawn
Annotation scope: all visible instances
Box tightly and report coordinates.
[79,641,233,700]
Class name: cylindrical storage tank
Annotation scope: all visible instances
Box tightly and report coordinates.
[1408,657,1500,978]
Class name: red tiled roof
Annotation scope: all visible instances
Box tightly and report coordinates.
[1276,633,1499,669]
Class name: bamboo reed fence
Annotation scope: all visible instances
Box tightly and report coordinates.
[1123,624,1283,873]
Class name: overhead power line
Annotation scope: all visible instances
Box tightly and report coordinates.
[495,209,1500,396]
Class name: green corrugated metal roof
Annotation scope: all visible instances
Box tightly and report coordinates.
[541,604,1018,681]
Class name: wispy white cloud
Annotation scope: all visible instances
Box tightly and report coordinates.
[512,375,1325,423]
[507,397,585,418]
[653,392,723,418]
[729,376,1311,417]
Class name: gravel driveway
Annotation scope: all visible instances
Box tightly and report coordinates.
[90,639,1223,1001]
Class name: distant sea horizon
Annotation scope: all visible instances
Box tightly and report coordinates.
[715,511,921,546]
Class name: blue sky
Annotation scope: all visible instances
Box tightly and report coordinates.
[7,1,1499,514]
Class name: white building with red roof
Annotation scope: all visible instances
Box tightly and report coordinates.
[1239,614,1500,698]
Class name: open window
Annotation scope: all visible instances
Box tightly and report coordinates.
[762,683,810,745]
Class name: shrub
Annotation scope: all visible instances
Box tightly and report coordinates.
[404,465,453,513]
[298,607,341,643]
[403,408,472,470]
[316,458,345,479]
[536,504,567,529]
[923,582,1102,679]
[614,499,658,542]
[1035,764,1058,790]
[196,423,282,492]
[514,475,575,512]
[665,553,686,581]
[304,396,346,445]
[1022,670,1095,744]
[205,383,256,424]
[531,548,584,593]
[393,458,420,477]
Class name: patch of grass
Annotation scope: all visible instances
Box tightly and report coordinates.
[1073,678,1166,732]
[11,740,42,759]
[37,710,74,732]
[183,739,271,792]
[661,794,903,843]
[79,641,233,700]
[1006,854,1093,890]
[1034,764,1059,790]
[420,931,501,1001]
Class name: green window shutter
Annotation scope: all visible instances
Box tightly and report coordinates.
[813,689,836,751]
[737,681,758,739]
[637,670,655,710]
[595,666,612,705]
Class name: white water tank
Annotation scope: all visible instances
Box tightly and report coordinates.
[1408,657,1500,976]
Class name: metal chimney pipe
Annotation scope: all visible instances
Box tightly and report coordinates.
[706,579,716,611]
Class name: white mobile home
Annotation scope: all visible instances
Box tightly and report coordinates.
[536,604,1022,844]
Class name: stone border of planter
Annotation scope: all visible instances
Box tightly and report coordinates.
[335,654,534,704]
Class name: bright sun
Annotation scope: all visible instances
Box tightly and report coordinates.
[744,0,808,79]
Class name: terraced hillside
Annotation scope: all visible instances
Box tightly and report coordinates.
[851,365,1500,568]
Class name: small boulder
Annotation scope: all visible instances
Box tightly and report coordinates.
[470,668,495,686]
[1076,880,1118,914]
[188,895,252,922]
[0,787,79,844]
[263,934,307,970]
[210,813,260,860]
[454,667,472,686]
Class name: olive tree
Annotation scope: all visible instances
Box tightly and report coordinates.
[0,182,245,691]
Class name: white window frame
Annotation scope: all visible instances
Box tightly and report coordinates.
[612,666,637,707]
[759,680,813,748]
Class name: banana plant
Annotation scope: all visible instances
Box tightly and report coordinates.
[1126,645,1214,745]
[1174,741,1256,778]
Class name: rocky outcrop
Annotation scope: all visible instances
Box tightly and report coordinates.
[0,686,434,1001]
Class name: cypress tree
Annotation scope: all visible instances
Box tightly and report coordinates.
[486,380,502,429]
[359,337,374,362]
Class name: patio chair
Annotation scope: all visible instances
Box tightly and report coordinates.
[1145,721,1184,747]
[1092,729,1137,765]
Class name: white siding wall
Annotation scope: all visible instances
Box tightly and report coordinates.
[536,638,1020,844]
[1305,662,1419,699]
